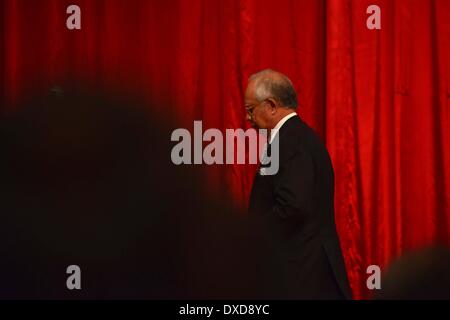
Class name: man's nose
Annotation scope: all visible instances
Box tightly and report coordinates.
[246,113,251,121]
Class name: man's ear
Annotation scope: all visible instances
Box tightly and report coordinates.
[266,98,278,115]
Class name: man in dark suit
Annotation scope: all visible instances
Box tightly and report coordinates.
[245,69,352,299]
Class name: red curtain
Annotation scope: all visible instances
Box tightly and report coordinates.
[1,0,449,299]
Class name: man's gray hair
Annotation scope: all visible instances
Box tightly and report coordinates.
[249,69,298,109]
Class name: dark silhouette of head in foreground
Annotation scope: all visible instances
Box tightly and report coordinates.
[0,89,280,299]
[375,246,450,300]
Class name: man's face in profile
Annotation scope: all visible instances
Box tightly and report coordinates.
[244,81,271,129]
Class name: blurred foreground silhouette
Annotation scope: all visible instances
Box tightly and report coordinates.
[375,246,450,300]
[0,89,282,299]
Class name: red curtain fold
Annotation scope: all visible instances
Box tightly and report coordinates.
[1,0,449,299]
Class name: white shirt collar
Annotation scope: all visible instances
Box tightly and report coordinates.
[269,112,297,143]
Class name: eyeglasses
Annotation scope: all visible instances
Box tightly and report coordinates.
[245,100,266,116]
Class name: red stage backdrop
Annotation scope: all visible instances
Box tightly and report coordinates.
[1,0,449,299]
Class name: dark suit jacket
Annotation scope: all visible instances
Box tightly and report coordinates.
[249,115,352,299]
